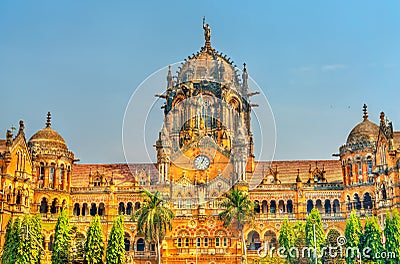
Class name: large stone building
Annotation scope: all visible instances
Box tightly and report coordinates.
[1,23,399,264]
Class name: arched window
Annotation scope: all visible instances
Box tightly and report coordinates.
[254,200,260,214]
[90,203,97,216]
[381,185,387,200]
[118,202,125,215]
[346,195,352,211]
[316,199,323,213]
[126,202,133,215]
[134,201,141,211]
[136,238,145,251]
[73,203,80,216]
[287,200,293,214]
[307,200,313,214]
[39,162,45,181]
[124,233,130,251]
[333,199,340,214]
[16,190,22,205]
[247,231,261,250]
[354,194,361,210]
[270,200,276,214]
[325,200,331,214]
[261,200,268,214]
[82,203,88,216]
[98,203,105,216]
[363,193,373,209]
[278,200,285,213]
[50,199,59,214]
[264,230,278,251]
[40,198,48,213]
[49,165,55,188]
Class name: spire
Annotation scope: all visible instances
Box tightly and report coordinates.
[202,17,211,49]
[46,112,51,128]
[380,111,385,126]
[18,120,25,134]
[363,104,368,120]
[296,169,302,183]
[242,63,248,92]
[167,65,174,90]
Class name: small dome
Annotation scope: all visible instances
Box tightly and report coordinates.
[28,112,68,152]
[346,104,379,144]
[29,127,68,150]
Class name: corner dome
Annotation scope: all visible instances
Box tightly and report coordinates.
[346,104,379,144]
[28,112,68,152]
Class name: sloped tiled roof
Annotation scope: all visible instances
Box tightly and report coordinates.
[71,159,342,188]
[71,163,158,187]
[249,160,342,187]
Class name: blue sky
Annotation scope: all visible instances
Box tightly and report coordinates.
[0,1,399,163]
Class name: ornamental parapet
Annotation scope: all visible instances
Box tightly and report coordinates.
[339,141,376,154]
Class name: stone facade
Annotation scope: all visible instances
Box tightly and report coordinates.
[1,24,399,264]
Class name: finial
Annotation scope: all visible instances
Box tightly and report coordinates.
[202,17,211,49]
[19,120,24,134]
[296,169,302,183]
[380,111,385,125]
[167,65,174,89]
[242,63,248,91]
[6,130,12,146]
[363,104,368,120]
[46,112,51,128]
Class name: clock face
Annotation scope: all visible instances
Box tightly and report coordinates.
[193,155,210,170]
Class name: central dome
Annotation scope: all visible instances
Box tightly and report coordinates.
[178,47,238,86]
[177,20,239,88]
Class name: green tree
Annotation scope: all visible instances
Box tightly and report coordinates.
[70,226,85,264]
[344,210,363,264]
[218,187,255,263]
[84,215,105,264]
[52,210,72,264]
[360,216,384,264]
[305,208,325,264]
[292,222,308,264]
[324,228,345,264]
[133,190,174,264]
[384,210,400,264]
[106,216,126,264]
[2,218,20,264]
[278,217,294,263]
[16,214,43,264]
